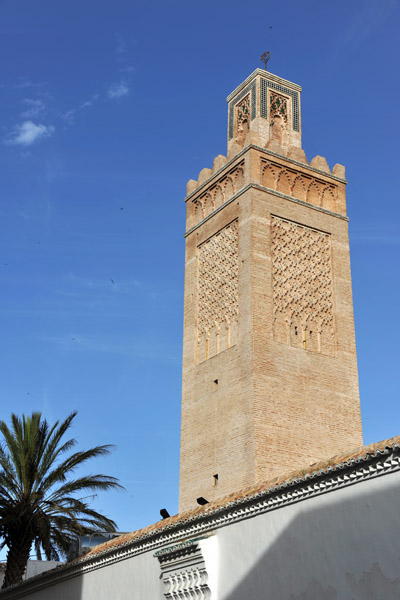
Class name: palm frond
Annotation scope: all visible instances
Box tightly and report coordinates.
[0,411,123,588]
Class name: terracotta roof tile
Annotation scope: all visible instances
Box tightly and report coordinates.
[80,434,400,561]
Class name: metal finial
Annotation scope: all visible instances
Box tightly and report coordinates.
[261,51,271,71]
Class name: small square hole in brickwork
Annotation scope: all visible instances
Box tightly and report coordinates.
[213,474,219,486]
[213,379,219,390]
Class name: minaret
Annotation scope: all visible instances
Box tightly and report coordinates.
[179,66,363,512]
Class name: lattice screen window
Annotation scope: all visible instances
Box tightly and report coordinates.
[271,216,335,355]
[197,221,239,363]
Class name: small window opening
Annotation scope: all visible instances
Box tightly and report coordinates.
[213,379,219,390]
[213,474,219,486]
[294,326,298,336]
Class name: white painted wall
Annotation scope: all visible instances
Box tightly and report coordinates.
[24,562,62,580]
[216,471,400,599]
[3,551,162,600]
[2,470,400,599]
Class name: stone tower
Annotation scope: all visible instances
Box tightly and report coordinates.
[179,68,363,512]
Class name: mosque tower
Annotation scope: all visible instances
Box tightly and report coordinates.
[179,65,363,512]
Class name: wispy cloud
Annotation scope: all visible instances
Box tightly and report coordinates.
[4,38,134,146]
[114,34,136,76]
[20,98,46,119]
[107,81,129,99]
[6,120,55,147]
[115,33,126,56]
[0,79,44,90]
[61,94,99,126]
[62,109,76,125]
[80,94,99,109]
[16,79,44,90]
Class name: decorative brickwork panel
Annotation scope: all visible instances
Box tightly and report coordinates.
[189,161,245,229]
[260,158,339,214]
[197,221,239,362]
[271,216,335,355]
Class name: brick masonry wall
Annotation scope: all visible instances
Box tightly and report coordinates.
[180,193,256,512]
[250,185,362,482]
[179,145,362,512]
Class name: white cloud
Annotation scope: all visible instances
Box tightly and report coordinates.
[20,98,45,118]
[7,120,55,147]
[107,81,129,99]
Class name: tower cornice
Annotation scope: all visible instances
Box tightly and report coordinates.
[226,69,302,103]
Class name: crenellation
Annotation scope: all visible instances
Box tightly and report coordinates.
[310,155,330,173]
[332,163,346,179]
[187,147,346,234]
[198,167,212,185]
[186,179,198,196]
[186,160,246,229]
[287,146,308,164]
[212,154,227,173]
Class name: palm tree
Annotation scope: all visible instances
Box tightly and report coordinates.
[0,411,123,589]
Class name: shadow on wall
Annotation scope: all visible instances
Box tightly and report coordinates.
[0,566,84,600]
[221,472,400,600]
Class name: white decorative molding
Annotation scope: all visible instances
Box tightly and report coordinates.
[155,539,211,599]
[2,445,400,599]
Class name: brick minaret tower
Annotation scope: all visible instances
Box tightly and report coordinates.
[179,68,363,512]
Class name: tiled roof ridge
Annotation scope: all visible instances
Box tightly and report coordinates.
[79,434,400,560]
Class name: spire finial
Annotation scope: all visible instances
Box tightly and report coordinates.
[261,51,271,71]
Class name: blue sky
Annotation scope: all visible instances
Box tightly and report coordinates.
[0,0,399,542]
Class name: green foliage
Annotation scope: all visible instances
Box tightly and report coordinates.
[0,411,123,588]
